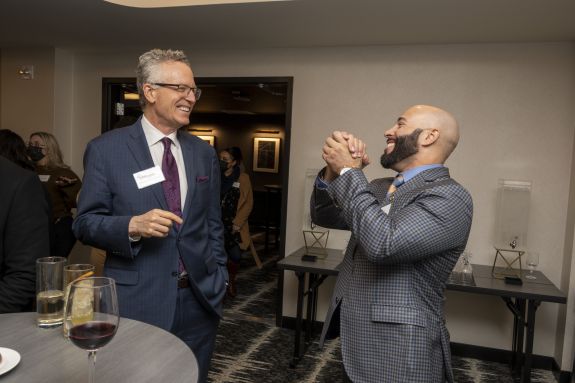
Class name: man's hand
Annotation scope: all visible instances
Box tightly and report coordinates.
[55,176,79,186]
[322,131,370,177]
[340,132,370,166]
[128,209,183,238]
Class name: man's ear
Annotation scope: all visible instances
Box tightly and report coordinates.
[420,128,439,147]
[143,84,156,105]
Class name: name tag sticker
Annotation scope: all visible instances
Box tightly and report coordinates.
[233,182,240,188]
[38,174,51,182]
[133,166,165,189]
[381,204,391,215]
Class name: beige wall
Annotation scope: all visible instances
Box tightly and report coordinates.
[559,133,575,368]
[53,48,75,165]
[0,47,55,140]
[3,42,575,369]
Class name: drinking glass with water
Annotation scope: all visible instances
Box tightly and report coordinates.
[36,257,67,328]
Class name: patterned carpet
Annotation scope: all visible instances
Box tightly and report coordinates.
[208,244,557,383]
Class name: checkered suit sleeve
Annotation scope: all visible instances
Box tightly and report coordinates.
[310,171,350,230]
[328,168,473,265]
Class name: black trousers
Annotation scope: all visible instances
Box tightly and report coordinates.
[52,216,76,258]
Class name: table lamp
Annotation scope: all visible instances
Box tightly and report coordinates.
[302,169,330,260]
[492,179,531,278]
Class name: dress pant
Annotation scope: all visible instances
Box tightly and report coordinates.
[170,284,220,383]
[52,216,76,257]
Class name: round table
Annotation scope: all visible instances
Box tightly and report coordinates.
[0,312,198,382]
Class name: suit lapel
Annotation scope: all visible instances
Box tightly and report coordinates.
[393,167,451,203]
[179,131,197,219]
[126,122,169,211]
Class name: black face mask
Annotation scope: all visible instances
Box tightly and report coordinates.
[219,159,229,172]
[27,146,45,162]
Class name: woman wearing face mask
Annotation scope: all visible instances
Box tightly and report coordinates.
[28,132,82,258]
[219,147,253,298]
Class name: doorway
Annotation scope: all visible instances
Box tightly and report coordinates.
[101,77,293,307]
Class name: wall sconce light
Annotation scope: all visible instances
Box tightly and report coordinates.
[123,92,139,101]
[18,65,34,80]
[255,129,280,134]
[188,128,213,133]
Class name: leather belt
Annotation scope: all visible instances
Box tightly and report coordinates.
[177,277,190,289]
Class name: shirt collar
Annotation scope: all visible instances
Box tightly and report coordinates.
[399,164,443,183]
[141,115,180,149]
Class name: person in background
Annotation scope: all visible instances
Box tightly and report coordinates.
[0,152,50,313]
[28,132,81,258]
[311,105,473,382]
[73,48,226,382]
[219,147,254,297]
[0,129,35,171]
[1,129,55,249]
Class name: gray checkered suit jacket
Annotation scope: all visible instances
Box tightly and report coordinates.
[311,167,473,383]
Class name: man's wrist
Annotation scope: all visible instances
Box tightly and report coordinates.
[323,166,338,182]
[129,233,141,242]
[128,216,141,242]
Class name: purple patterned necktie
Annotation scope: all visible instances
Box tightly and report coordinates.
[161,137,186,275]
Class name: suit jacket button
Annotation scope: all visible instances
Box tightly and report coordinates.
[171,271,178,277]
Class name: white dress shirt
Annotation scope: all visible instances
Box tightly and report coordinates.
[141,116,188,211]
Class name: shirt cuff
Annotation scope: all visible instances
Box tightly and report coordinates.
[315,175,329,190]
[340,167,352,176]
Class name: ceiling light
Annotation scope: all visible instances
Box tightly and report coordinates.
[103,0,293,8]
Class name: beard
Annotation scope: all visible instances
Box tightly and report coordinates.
[380,128,423,169]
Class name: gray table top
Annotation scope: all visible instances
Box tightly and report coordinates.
[277,247,345,275]
[0,312,198,383]
[446,264,567,303]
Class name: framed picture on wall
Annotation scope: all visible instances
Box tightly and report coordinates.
[197,135,215,147]
[253,137,280,173]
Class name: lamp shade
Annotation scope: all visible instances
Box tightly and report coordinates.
[494,179,531,251]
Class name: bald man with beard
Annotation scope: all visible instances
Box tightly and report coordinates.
[311,105,473,382]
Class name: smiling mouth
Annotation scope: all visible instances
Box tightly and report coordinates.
[177,105,191,113]
[385,141,395,152]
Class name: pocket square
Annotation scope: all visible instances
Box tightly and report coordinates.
[196,176,209,183]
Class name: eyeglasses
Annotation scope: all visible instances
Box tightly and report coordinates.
[151,83,202,100]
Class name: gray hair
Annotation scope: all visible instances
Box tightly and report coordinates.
[136,49,191,109]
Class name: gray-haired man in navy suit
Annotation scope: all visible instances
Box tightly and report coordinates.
[74,49,226,382]
[312,105,473,382]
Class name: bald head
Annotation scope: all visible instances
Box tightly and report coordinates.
[381,104,460,171]
[403,104,459,161]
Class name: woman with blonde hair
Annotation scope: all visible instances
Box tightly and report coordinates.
[219,147,253,297]
[28,132,81,258]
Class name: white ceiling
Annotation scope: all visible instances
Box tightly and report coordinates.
[1,0,574,51]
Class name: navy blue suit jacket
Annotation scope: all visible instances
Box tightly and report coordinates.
[73,120,227,330]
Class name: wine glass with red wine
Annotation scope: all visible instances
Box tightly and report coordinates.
[64,277,119,383]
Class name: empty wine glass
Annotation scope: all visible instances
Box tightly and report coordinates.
[64,277,119,383]
[461,251,473,284]
[525,251,539,280]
